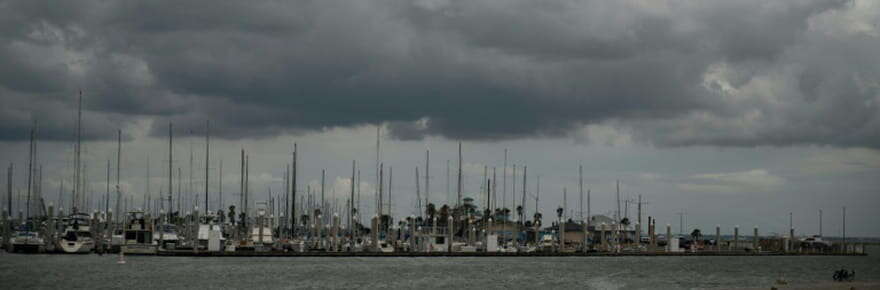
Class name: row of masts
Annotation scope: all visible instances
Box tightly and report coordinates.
[2,91,855,248]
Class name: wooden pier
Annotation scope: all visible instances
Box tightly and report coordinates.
[142,250,868,258]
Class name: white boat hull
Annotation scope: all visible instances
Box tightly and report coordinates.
[59,239,95,254]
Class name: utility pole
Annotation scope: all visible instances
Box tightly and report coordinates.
[818,209,823,237]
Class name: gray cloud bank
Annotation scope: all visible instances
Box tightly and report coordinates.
[1,0,878,147]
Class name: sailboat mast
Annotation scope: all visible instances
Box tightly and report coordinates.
[349,160,355,236]
[105,159,110,213]
[415,166,421,219]
[616,180,620,223]
[205,120,209,212]
[425,150,429,209]
[457,142,462,208]
[579,164,583,221]
[26,125,34,220]
[219,160,223,212]
[6,163,11,219]
[522,166,527,222]
[74,90,82,214]
[291,143,297,235]
[388,166,393,219]
[115,129,121,222]
[168,123,173,217]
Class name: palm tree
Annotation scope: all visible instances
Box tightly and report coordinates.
[228,205,236,225]
[516,205,524,225]
[439,205,450,226]
[425,203,436,224]
[691,228,702,245]
[533,212,543,228]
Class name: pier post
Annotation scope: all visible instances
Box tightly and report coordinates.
[107,210,113,250]
[558,219,565,253]
[371,215,379,252]
[447,215,453,253]
[583,218,589,253]
[195,208,201,253]
[332,214,340,252]
[733,225,739,251]
[409,216,416,252]
[2,211,7,251]
[47,205,55,252]
[1,210,7,250]
[159,210,165,250]
[634,222,640,250]
[666,224,671,252]
[258,210,264,247]
[753,226,759,252]
[467,218,473,246]
[316,214,323,249]
[715,225,721,252]
[789,227,795,253]
[91,211,99,245]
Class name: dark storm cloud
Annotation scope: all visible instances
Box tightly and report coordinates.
[1,0,877,148]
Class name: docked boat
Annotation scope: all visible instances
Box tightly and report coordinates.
[154,223,180,250]
[59,213,95,254]
[378,240,395,252]
[121,211,157,254]
[8,225,45,253]
[250,225,275,247]
[198,223,225,252]
[800,235,833,249]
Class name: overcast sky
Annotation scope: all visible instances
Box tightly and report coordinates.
[1,0,878,237]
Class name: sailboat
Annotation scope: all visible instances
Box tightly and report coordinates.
[60,91,94,254]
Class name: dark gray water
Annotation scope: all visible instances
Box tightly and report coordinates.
[2,248,878,289]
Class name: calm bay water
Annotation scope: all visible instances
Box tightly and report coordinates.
[2,247,878,289]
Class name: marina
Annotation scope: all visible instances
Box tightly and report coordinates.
[2,1,880,288]
[0,92,872,258]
